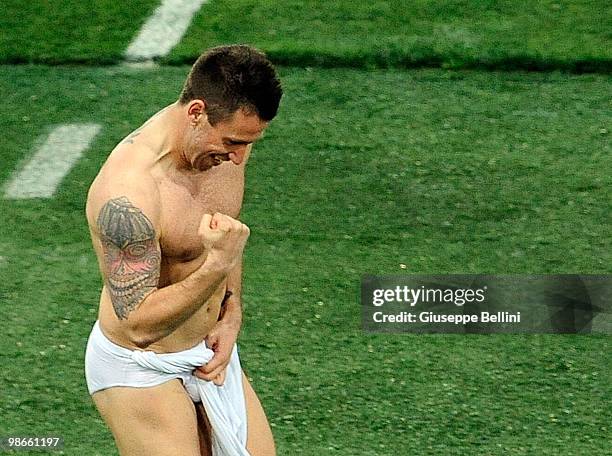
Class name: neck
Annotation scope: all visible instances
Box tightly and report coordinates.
[151,102,190,168]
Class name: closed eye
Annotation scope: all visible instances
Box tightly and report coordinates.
[225,139,251,146]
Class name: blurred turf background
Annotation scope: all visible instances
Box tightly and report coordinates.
[173,0,612,72]
[1,0,610,72]
[0,64,610,455]
[0,0,159,64]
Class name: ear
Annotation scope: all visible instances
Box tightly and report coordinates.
[187,99,207,124]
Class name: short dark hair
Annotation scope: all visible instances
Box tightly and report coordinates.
[179,45,282,125]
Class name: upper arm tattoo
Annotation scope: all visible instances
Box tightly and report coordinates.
[97,197,161,320]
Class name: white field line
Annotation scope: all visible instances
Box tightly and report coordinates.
[4,124,101,199]
[124,0,208,61]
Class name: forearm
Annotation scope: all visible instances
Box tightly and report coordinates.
[125,260,229,347]
[218,260,243,330]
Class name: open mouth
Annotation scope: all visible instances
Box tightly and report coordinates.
[192,154,209,170]
[192,153,228,171]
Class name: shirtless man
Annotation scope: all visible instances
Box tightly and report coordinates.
[84,45,282,455]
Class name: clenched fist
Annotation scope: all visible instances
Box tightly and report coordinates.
[199,213,250,270]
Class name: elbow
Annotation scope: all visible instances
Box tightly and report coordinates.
[130,333,155,349]
[121,298,164,349]
[125,319,158,349]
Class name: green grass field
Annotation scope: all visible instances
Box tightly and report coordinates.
[0,65,610,455]
[1,1,610,71]
[174,0,612,71]
[0,0,159,64]
[0,0,610,455]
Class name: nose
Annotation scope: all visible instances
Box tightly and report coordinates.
[228,149,246,165]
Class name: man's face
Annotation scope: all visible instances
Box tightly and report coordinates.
[185,107,268,172]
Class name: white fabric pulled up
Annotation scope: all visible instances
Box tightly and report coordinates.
[85,321,250,455]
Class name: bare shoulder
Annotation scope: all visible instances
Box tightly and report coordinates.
[86,104,174,227]
[86,145,161,235]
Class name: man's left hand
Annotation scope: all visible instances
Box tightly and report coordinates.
[194,318,240,384]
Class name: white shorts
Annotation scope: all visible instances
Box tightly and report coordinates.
[84,321,249,455]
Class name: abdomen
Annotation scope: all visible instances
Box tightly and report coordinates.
[152,284,225,352]
[97,283,225,353]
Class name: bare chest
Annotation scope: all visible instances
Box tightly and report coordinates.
[157,166,245,267]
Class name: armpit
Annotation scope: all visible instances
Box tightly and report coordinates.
[97,197,161,319]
